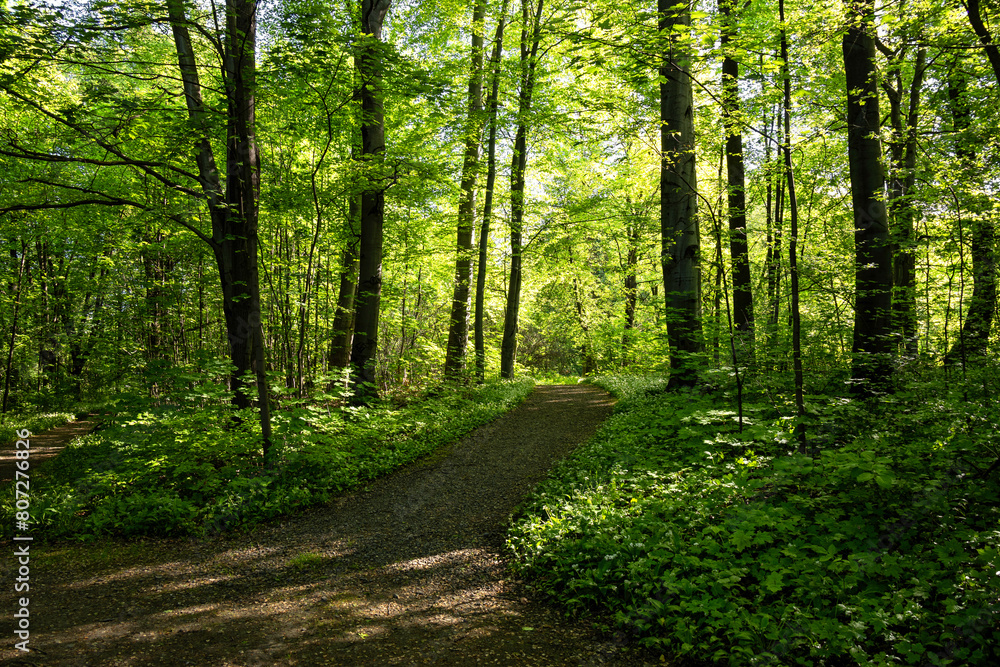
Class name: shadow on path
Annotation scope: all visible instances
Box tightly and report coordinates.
[2,385,663,666]
[1,417,97,484]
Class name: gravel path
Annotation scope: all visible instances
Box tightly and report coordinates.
[1,417,97,484]
[2,384,662,666]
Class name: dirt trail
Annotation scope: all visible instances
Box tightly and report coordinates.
[2,385,662,666]
[1,417,97,484]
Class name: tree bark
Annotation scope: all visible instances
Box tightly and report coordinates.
[963,0,1000,86]
[843,0,893,394]
[1,241,28,419]
[945,65,995,364]
[349,0,393,401]
[500,0,544,379]
[659,0,702,388]
[474,6,509,382]
[329,198,360,372]
[720,0,754,366]
[621,219,640,365]
[781,0,806,452]
[445,0,488,380]
[882,46,925,357]
[167,0,272,460]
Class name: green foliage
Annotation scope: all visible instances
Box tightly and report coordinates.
[1,377,533,540]
[0,412,76,445]
[508,374,1000,665]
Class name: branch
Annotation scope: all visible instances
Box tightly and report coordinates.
[2,179,215,247]
[1,88,208,198]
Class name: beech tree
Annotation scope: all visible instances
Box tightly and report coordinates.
[719,0,753,365]
[2,0,999,414]
[1,0,274,459]
[444,0,488,380]
[500,0,545,379]
[658,0,701,388]
[474,5,509,382]
[349,0,392,400]
[843,0,893,394]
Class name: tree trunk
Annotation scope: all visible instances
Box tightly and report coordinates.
[350,0,393,401]
[168,0,272,461]
[945,65,995,364]
[329,199,360,372]
[964,0,1000,86]
[621,220,639,366]
[843,0,893,394]
[720,0,754,366]
[883,47,925,358]
[474,7,509,382]
[445,0,488,380]
[659,0,702,388]
[500,0,544,379]
[1,241,28,419]
[781,0,806,452]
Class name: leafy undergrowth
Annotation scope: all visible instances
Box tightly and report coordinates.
[508,373,1000,666]
[1,412,78,445]
[2,377,533,540]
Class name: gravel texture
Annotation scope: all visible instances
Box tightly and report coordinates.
[2,383,665,666]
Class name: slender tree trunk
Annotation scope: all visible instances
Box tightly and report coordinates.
[350,0,393,401]
[1,241,27,420]
[659,0,702,388]
[444,0,486,379]
[621,219,640,366]
[720,0,754,366]
[843,0,893,394]
[500,0,544,379]
[568,248,596,374]
[474,7,509,382]
[445,0,488,380]
[297,95,338,397]
[945,65,995,363]
[883,47,926,357]
[141,231,173,397]
[329,199,360,371]
[781,0,806,452]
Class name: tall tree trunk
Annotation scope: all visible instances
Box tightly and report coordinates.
[474,6,509,382]
[569,248,596,374]
[350,0,393,401]
[621,218,640,366]
[1,240,28,420]
[945,64,996,364]
[329,199,361,372]
[141,230,173,397]
[843,0,893,394]
[659,0,702,388]
[781,0,806,452]
[168,0,272,461]
[500,0,544,379]
[720,0,754,367]
[445,0,488,380]
[882,46,926,357]
[297,87,339,397]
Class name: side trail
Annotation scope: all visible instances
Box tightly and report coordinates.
[3,384,663,666]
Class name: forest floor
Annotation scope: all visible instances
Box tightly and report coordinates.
[0,416,97,484]
[2,384,667,666]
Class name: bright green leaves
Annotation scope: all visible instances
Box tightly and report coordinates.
[0,376,534,539]
[508,374,1000,665]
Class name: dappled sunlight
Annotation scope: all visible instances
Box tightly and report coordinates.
[6,384,624,666]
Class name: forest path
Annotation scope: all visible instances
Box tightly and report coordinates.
[0,416,97,484]
[4,384,663,666]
